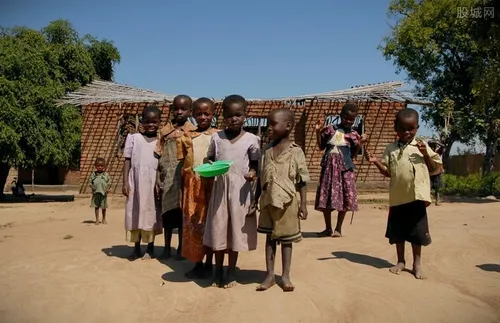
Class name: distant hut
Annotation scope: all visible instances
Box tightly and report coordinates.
[56,80,432,194]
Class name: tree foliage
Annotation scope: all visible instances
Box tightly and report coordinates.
[0,20,120,173]
[380,0,499,173]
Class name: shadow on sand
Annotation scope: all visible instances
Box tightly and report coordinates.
[444,196,499,204]
[0,194,75,203]
[160,259,267,288]
[317,251,393,269]
[476,264,500,273]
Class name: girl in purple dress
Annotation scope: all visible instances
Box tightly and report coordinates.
[315,103,367,237]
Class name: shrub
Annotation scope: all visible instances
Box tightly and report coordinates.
[442,172,500,197]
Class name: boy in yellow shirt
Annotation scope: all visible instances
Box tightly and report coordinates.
[365,108,441,279]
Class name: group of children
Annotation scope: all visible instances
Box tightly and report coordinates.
[89,95,442,288]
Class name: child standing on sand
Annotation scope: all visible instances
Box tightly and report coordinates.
[315,103,367,237]
[256,108,309,292]
[178,97,219,278]
[204,94,260,289]
[365,108,441,279]
[156,95,197,259]
[428,139,444,206]
[89,157,111,225]
[123,106,163,260]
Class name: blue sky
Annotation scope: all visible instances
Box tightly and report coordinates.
[1,0,476,153]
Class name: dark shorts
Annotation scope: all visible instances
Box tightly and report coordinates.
[385,200,431,246]
[162,208,182,230]
[430,174,443,191]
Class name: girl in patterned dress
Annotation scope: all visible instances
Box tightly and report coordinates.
[178,98,219,278]
[315,103,367,238]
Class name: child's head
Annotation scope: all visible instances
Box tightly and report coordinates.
[395,108,419,143]
[171,95,192,125]
[428,140,444,155]
[268,108,294,141]
[141,105,161,136]
[340,103,359,129]
[222,94,247,132]
[95,157,106,172]
[193,97,215,131]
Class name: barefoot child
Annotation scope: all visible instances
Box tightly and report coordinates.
[204,94,260,288]
[123,106,163,260]
[427,139,444,206]
[178,97,218,278]
[315,103,367,237]
[156,95,197,259]
[365,108,441,279]
[256,108,309,292]
[89,157,111,224]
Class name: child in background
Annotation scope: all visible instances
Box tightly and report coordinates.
[123,106,163,260]
[428,139,444,206]
[178,97,218,278]
[256,108,309,292]
[204,94,260,289]
[315,103,367,237]
[156,95,197,259]
[89,157,111,224]
[365,108,441,279]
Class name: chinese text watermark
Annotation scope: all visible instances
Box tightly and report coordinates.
[457,6,494,19]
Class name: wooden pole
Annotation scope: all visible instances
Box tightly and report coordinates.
[31,169,34,193]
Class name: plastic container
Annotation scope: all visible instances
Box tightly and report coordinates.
[193,160,234,178]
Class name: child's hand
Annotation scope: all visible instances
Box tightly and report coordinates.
[417,140,428,156]
[122,184,130,197]
[247,202,258,217]
[315,118,325,132]
[364,150,377,163]
[360,134,368,145]
[298,203,308,220]
[244,169,257,182]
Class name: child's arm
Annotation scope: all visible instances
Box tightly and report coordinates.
[295,148,310,220]
[351,132,368,160]
[105,173,111,194]
[297,181,308,220]
[364,150,390,178]
[122,133,134,197]
[245,138,260,181]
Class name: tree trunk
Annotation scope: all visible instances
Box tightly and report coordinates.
[0,163,10,197]
[442,136,456,172]
[482,128,497,175]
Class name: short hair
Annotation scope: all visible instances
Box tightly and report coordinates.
[395,108,419,127]
[193,97,215,112]
[222,94,247,113]
[141,105,161,119]
[173,94,193,106]
[270,108,295,127]
[341,103,359,115]
[95,157,106,165]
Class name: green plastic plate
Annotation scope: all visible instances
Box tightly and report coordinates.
[193,160,234,178]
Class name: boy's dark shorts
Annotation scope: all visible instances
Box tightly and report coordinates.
[385,200,431,246]
[162,208,182,230]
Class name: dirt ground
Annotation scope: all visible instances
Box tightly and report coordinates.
[0,196,499,323]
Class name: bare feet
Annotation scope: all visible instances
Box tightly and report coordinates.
[332,230,342,238]
[389,261,406,275]
[412,264,426,279]
[128,249,141,261]
[256,275,276,291]
[102,220,107,224]
[281,276,294,292]
[211,268,224,288]
[223,270,237,289]
[158,248,171,260]
[95,221,100,225]
[317,229,333,237]
[141,252,153,260]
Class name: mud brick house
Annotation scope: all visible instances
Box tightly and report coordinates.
[57,80,431,194]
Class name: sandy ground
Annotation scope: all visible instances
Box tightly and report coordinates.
[0,196,499,323]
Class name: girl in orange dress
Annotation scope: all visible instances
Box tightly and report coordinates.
[178,97,219,278]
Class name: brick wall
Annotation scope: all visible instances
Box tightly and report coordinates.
[80,100,403,194]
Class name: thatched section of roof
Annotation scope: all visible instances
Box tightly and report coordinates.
[57,80,433,107]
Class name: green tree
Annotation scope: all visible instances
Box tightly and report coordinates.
[0,20,120,194]
[379,0,498,172]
